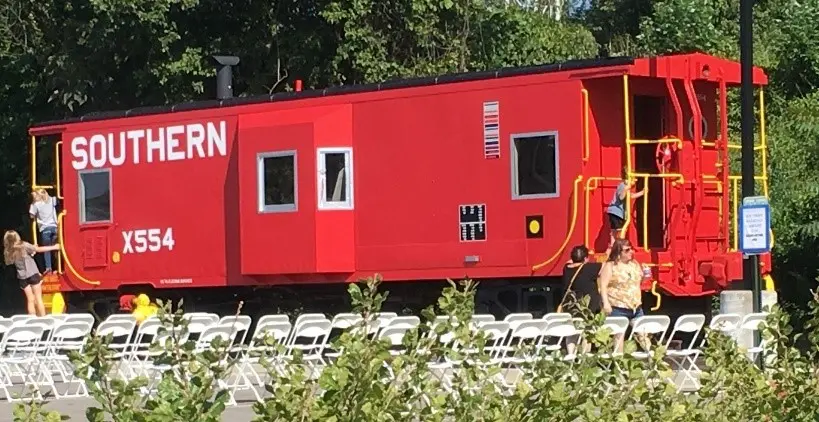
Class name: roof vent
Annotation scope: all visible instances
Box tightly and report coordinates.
[212,55,240,100]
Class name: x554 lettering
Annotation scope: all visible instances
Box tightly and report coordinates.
[122,228,175,254]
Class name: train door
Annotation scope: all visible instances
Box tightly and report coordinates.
[28,133,67,312]
[632,96,667,250]
[30,134,65,266]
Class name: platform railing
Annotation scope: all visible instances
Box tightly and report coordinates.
[702,88,771,251]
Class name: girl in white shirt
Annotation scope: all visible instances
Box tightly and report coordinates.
[29,188,58,274]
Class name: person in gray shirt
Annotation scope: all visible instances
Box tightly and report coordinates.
[29,188,59,274]
[606,170,644,249]
[3,230,60,316]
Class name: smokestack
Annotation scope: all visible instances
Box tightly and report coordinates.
[212,55,240,100]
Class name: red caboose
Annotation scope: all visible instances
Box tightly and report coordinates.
[27,53,773,317]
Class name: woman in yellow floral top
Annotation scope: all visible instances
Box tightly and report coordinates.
[599,239,644,351]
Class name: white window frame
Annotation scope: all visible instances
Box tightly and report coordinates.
[257,150,298,213]
[317,147,354,210]
[78,168,113,224]
[510,131,560,200]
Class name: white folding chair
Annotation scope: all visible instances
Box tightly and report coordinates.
[237,320,293,402]
[597,316,629,354]
[95,319,137,380]
[470,314,496,326]
[629,315,671,358]
[737,312,769,361]
[0,320,13,341]
[663,314,705,391]
[218,315,253,354]
[256,314,290,327]
[0,324,47,402]
[371,312,398,337]
[698,313,741,350]
[386,316,420,330]
[190,325,241,405]
[10,315,35,325]
[183,313,219,340]
[286,314,327,344]
[542,312,572,323]
[138,325,192,397]
[44,320,93,398]
[538,318,581,361]
[284,320,331,377]
[499,320,547,389]
[60,313,95,327]
[503,313,533,330]
[103,314,136,323]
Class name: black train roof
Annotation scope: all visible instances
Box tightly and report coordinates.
[32,56,634,128]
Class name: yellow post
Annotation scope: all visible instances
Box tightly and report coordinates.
[732,178,739,250]
[759,89,769,198]
[582,88,590,162]
[642,174,650,251]
[55,141,63,199]
[621,75,634,239]
[650,281,662,311]
[51,292,66,314]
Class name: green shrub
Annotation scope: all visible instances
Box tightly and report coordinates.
[12,275,819,421]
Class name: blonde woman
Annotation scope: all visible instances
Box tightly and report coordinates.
[29,189,58,274]
[598,238,645,352]
[3,230,60,316]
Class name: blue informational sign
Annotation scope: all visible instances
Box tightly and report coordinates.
[739,196,771,255]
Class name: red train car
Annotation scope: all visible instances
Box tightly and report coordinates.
[27,53,773,318]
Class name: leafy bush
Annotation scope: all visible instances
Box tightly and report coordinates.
[13,275,819,421]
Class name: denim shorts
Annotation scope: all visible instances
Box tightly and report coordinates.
[610,306,644,319]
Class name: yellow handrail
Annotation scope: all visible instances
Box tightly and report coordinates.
[532,175,583,272]
[55,141,63,199]
[760,89,769,198]
[631,172,685,180]
[732,178,739,250]
[702,141,766,150]
[621,75,633,239]
[30,221,38,247]
[644,262,674,268]
[581,88,589,162]
[57,211,101,286]
[628,138,682,146]
[650,281,662,311]
[720,89,774,252]
[641,175,649,251]
[30,135,54,190]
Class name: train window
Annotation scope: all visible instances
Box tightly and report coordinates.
[257,150,297,213]
[78,169,112,224]
[317,147,353,210]
[511,131,560,199]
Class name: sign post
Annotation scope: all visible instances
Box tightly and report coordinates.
[739,195,770,315]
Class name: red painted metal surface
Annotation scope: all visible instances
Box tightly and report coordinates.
[31,53,773,298]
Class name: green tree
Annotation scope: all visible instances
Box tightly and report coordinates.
[320,0,598,84]
[767,92,819,309]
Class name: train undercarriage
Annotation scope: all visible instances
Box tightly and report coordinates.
[55,275,722,325]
